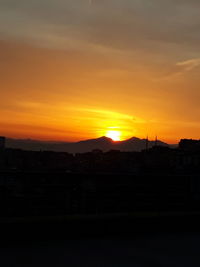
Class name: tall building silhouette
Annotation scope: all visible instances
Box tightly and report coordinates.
[0,136,5,150]
[146,136,149,150]
[155,136,158,147]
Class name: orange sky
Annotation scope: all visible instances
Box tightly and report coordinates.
[0,1,200,144]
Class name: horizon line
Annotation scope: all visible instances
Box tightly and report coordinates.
[1,135,183,145]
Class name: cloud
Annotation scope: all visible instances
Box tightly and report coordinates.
[1,0,200,55]
[155,57,200,82]
[176,58,200,71]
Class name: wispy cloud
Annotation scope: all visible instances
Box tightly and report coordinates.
[155,57,200,82]
[176,58,200,71]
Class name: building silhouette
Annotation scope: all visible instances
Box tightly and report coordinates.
[0,136,5,150]
[179,139,200,152]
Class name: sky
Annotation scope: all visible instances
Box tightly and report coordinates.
[0,0,200,143]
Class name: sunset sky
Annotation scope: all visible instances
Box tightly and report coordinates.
[0,0,200,143]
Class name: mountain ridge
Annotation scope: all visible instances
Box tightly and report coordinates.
[5,136,169,153]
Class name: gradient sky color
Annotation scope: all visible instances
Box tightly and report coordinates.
[0,0,200,143]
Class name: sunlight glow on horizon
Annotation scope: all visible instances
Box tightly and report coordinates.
[106,130,122,141]
[0,100,184,144]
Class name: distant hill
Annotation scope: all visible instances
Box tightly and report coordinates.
[5,136,169,153]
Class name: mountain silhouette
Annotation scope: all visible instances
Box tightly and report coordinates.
[5,136,169,153]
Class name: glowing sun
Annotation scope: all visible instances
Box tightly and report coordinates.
[106,130,121,141]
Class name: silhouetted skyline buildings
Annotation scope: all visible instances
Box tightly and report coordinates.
[0,137,199,174]
[0,136,199,226]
